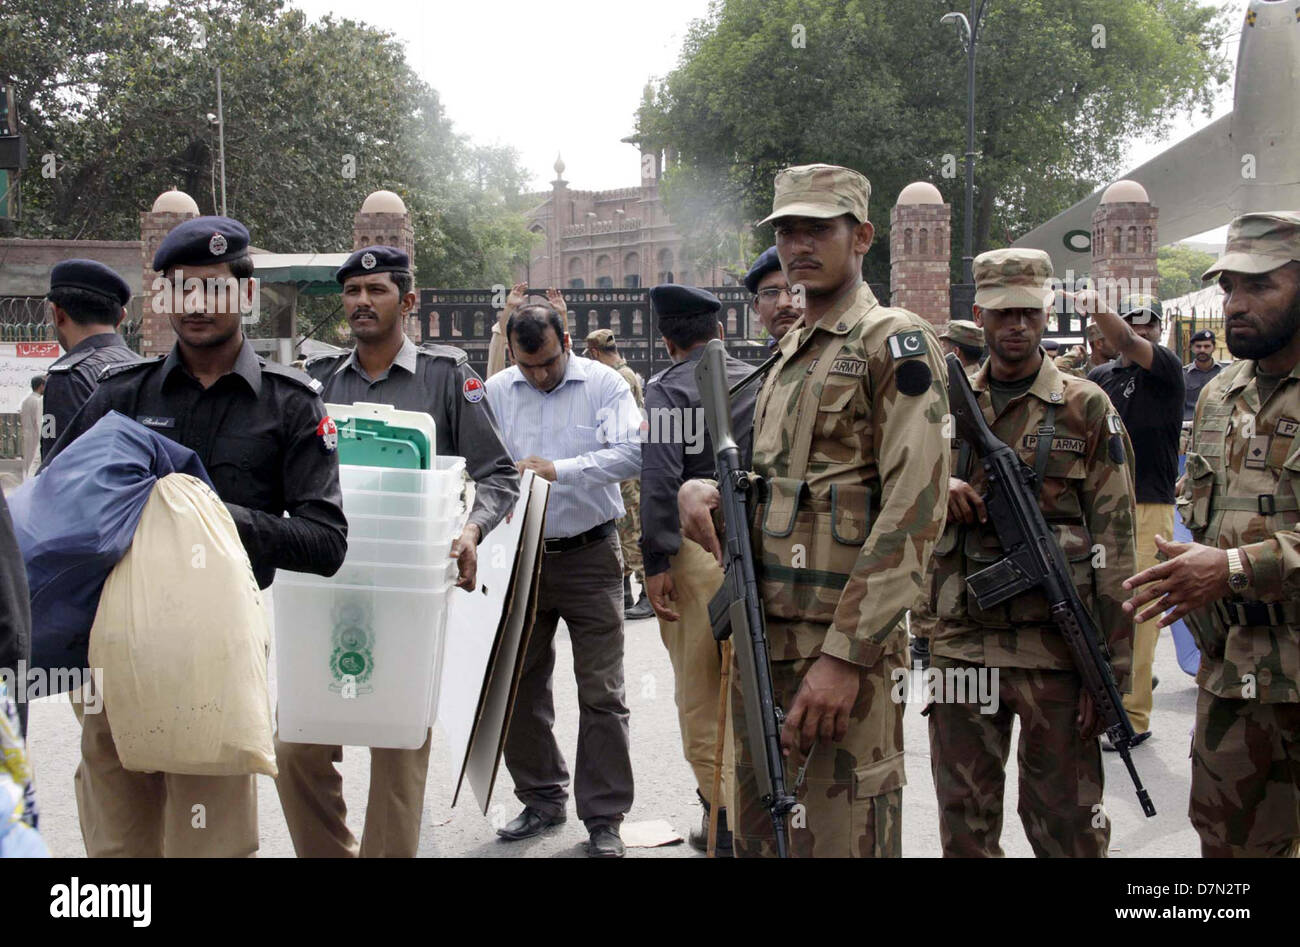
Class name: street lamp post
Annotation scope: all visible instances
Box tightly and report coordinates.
[941,0,988,284]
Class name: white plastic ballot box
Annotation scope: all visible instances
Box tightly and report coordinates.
[274,446,467,749]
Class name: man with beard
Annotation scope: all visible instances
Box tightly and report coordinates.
[744,246,801,346]
[1055,322,1113,379]
[929,248,1137,857]
[277,245,519,858]
[680,164,949,857]
[43,216,348,857]
[1124,212,1300,857]
[1183,329,1227,422]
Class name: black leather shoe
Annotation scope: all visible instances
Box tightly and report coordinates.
[910,636,931,670]
[496,806,566,841]
[586,825,625,858]
[689,805,733,856]
[1102,730,1151,752]
[625,591,654,620]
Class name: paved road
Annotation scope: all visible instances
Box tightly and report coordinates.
[25,605,1199,858]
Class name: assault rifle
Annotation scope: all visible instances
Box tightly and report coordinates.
[946,353,1156,817]
[696,338,797,856]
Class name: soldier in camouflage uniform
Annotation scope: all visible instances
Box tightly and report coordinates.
[681,164,950,857]
[928,248,1137,858]
[939,320,984,375]
[1054,322,1106,379]
[1125,212,1300,858]
[586,328,654,619]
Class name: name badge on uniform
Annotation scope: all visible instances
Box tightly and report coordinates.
[829,357,867,377]
[1021,434,1086,454]
[138,416,175,429]
[1244,435,1270,470]
[1276,417,1300,438]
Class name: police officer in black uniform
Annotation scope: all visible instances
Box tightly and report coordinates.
[640,284,758,855]
[41,215,346,857]
[43,216,347,590]
[41,259,140,460]
[275,245,519,859]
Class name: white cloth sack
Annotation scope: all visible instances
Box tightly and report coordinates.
[89,473,276,776]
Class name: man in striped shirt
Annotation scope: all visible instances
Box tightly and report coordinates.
[484,303,642,858]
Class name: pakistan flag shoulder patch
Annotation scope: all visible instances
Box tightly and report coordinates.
[887,330,928,360]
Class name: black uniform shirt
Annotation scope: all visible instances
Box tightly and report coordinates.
[1088,344,1184,504]
[41,332,139,460]
[306,337,519,539]
[639,346,758,576]
[1182,360,1227,422]
[43,339,347,588]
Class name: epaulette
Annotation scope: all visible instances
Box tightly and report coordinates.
[417,342,469,366]
[262,358,325,394]
[303,351,346,369]
[647,358,688,388]
[47,349,94,374]
[98,355,163,381]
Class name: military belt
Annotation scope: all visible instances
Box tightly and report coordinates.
[1211,494,1299,516]
[1214,599,1300,627]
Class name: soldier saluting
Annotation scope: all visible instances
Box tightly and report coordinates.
[1125,212,1300,858]
[681,164,950,857]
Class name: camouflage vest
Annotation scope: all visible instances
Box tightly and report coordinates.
[1180,359,1300,693]
[749,284,930,627]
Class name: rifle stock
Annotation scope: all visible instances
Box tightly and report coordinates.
[697,339,797,856]
[945,354,1156,818]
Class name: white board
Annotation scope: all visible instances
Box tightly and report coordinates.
[435,469,532,787]
[0,342,60,413]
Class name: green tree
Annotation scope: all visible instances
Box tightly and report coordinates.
[1158,243,1217,300]
[0,0,533,286]
[638,0,1229,283]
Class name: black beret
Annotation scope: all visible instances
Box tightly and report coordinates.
[48,259,132,307]
[649,283,722,319]
[1191,329,1215,344]
[743,246,782,294]
[335,245,411,285]
[153,216,250,272]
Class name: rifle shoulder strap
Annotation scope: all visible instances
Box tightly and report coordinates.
[786,334,856,483]
[1032,403,1058,499]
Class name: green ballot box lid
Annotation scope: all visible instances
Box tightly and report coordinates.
[327,402,436,470]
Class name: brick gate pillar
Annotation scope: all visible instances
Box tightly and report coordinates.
[890,181,951,327]
[138,189,199,355]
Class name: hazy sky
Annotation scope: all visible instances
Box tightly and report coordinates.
[290,0,1246,238]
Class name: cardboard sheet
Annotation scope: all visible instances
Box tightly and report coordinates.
[439,471,548,813]
[437,470,531,786]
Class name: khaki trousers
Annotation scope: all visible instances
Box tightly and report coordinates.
[655,537,733,808]
[72,699,258,858]
[273,730,432,858]
[1122,502,1174,732]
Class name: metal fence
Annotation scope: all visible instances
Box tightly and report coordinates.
[419,284,889,380]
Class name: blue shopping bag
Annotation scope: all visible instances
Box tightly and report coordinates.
[8,412,212,689]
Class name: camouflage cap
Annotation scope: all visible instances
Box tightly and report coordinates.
[972,248,1055,310]
[585,327,617,349]
[759,164,871,226]
[1118,293,1162,324]
[939,319,983,348]
[1202,211,1300,280]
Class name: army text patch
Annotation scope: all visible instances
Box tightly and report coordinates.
[887,331,928,359]
[829,357,867,377]
[1276,417,1299,438]
[1021,434,1086,454]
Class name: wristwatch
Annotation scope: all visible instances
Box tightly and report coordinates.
[1226,548,1251,593]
